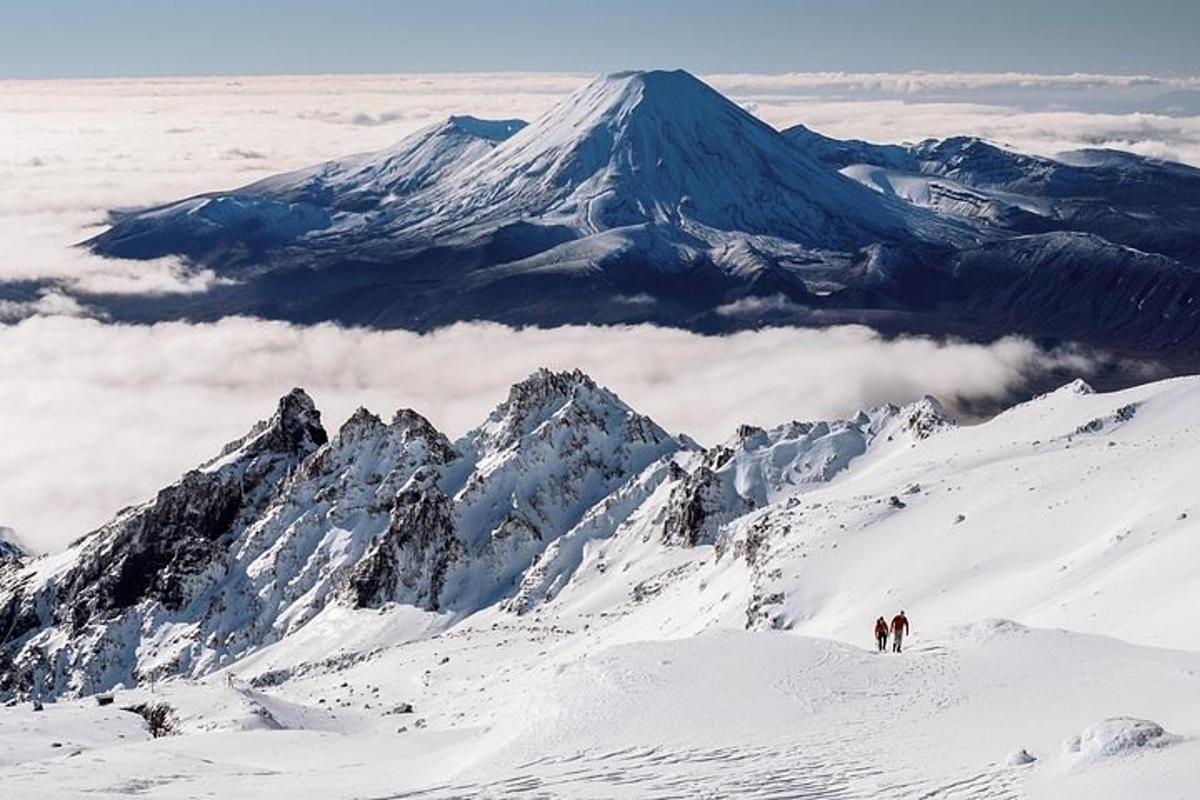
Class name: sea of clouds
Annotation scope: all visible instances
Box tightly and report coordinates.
[0,70,1195,551]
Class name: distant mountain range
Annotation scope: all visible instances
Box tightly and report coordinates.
[85,70,1200,360]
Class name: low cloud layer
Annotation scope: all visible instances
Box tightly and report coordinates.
[0,316,1099,554]
[708,70,1200,107]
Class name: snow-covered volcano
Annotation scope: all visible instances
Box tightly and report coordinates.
[400,69,930,246]
[83,69,1200,358]
[95,71,928,256]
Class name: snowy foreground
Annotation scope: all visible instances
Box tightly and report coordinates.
[3,372,1200,798]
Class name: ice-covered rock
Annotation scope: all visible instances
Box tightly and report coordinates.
[1065,717,1179,759]
[0,389,328,697]
[1006,748,1037,766]
[666,398,952,551]
[506,456,681,614]
[444,368,682,610]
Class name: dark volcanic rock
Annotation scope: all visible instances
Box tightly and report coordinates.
[342,472,460,611]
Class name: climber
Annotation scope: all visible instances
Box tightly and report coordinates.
[891,610,909,653]
[874,616,889,652]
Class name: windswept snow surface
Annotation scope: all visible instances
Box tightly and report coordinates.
[4,373,1200,797]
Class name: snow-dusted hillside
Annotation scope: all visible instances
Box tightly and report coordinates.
[786,125,1200,266]
[81,70,1200,359]
[3,370,1200,797]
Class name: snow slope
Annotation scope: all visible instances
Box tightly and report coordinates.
[1,622,1196,798]
[3,371,1200,797]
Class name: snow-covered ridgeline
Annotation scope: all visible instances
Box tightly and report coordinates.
[0,368,948,699]
[4,368,1200,708]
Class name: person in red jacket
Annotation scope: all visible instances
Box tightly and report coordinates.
[874,617,889,652]
[891,611,910,652]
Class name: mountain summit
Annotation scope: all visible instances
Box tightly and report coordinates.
[408,69,925,246]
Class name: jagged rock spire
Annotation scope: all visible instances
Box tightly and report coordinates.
[248,387,328,454]
[206,388,328,468]
[471,368,606,451]
[0,370,960,702]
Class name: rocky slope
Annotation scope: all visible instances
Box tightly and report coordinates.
[5,372,1200,799]
[0,368,943,700]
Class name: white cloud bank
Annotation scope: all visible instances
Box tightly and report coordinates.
[0,71,1193,551]
[0,316,1100,554]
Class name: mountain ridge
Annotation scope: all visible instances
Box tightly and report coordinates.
[0,368,947,699]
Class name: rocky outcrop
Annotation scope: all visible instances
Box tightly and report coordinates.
[661,460,754,547]
[341,472,458,610]
[66,387,326,624]
[0,371,957,700]
[0,389,327,697]
[0,370,686,698]
[659,398,952,550]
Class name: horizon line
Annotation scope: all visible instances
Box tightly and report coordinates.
[3,67,1200,84]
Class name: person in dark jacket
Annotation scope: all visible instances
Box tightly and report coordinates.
[891,611,910,652]
[874,617,889,652]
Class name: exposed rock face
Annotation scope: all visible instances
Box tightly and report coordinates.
[0,371,955,700]
[71,387,327,623]
[0,370,687,699]
[661,460,754,547]
[340,472,458,610]
[0,389,327,697]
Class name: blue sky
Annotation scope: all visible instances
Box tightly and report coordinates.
[1,0,1198,78]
